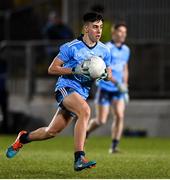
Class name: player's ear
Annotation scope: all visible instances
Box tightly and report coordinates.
[111,26,115,34]
[83,24,89,33]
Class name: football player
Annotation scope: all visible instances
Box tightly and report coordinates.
[6,12,112,171]
[87,22,130,153]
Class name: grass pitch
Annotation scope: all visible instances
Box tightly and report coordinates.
[0,135,170,178]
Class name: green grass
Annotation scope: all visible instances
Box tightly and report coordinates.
[0,136,170,178]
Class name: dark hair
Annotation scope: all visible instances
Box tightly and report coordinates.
[114,22,127,30]
[83,12,104,23]
[91,4,104,14]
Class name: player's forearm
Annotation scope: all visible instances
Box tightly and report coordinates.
[105,67,117,84]
[106,67,115,82]
[48,57,74,75]
[123,76,128,86]
[48,66,73,75]
[110,76,117,84]
[123,64,129,85]
[123,70,129,85]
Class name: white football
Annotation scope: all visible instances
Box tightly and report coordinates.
[88,56,106,79]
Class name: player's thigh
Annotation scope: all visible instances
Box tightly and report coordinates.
[47,108,73,133]
[96,104,110,124]
[95,88,111,123]
[62,92,90,118]
[111,99,125,119]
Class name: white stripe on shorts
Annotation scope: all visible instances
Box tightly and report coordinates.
[59,88,67,97]
[62,87,67,96]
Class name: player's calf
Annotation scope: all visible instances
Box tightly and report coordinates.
[86,118,106,138]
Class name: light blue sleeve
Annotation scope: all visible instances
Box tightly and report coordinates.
[56,43,71,63]
[125,46,130,63]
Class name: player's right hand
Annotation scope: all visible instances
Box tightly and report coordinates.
[115,82,128,93]
[72,61,90,76]
[72,61,92,81]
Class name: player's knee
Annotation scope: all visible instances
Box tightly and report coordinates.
[97,119,107,125]
[101,120,107,125]
[116,114,124,123]
[78,105,91,120]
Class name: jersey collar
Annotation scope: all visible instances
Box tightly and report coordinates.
[111,40,124,50]
[77,34,98,49]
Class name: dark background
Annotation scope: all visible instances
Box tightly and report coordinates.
[0,0,170,99]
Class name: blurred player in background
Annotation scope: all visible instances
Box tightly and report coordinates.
[42,11,74,59]
[87,22,130,153]
[43,11,73,40]
[6,12,112,171]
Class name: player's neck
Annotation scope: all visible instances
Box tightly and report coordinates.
[83,34,97,47]
[112,37,123,47]
[112,40,122,48]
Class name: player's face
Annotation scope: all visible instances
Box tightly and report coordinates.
[86,20,103,42]
[114,26,127,43]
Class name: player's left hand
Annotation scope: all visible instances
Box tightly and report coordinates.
[115,82,128,93]
[123,92,130,105]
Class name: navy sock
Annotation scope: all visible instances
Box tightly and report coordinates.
[112,139,119,150]
[74,151,85,162]
[19,132,31,144]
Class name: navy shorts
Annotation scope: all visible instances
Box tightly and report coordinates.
[95,88,124,106]
[55,87,77,118]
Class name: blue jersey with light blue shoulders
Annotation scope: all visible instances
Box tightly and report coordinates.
[98,41,130,92]
[55,36,111,99]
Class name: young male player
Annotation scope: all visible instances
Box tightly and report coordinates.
[6,12,111,171]
[87,23,130,153]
